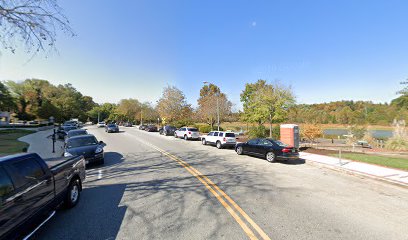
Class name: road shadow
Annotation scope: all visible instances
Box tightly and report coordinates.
[86,151,125,169]
[33,184,127,240]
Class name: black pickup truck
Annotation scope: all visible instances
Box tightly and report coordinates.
[0,153,86,240]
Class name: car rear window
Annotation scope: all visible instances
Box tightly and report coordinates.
[188,128,198,132]
[225,133,235,137]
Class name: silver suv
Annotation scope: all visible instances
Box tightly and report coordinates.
[174,127,200,140]
[201,131,237,149]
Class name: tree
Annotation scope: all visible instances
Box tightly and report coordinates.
[0,81,15,111]
[240,80,295,137]
[116,99,141,122]
[88,103,117,123]
[197,84,232,130]
[0,0,74,54]
[301,124,323,143]
[140,102,159,124]
[156,86,192,123]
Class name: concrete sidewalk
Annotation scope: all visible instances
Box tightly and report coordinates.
[18,128,64,159]
[300,152,408,187]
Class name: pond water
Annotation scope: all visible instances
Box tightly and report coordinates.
[323,129,393,139]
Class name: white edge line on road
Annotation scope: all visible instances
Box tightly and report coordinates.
[97,170,103,179]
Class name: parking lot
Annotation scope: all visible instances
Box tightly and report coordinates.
[34,125,408,240]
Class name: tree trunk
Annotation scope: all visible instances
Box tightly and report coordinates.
[269,113,273,138]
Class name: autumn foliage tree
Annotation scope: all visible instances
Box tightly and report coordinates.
[156,86,192,123]
[197,84,231,130]
[301,124,323,143]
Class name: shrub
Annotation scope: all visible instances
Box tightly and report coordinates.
[171,120,194,128]
[198,125,224,133]
[385,137,408,151]
[248,125,268,138]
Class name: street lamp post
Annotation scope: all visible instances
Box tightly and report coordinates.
[203,81,220,131]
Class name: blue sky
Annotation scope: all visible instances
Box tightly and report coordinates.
[0,0,407,109]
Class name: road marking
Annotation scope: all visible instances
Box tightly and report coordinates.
[128,134,271,240]
[98,170,103,179]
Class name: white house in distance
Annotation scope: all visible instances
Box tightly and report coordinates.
[0,111,10,125]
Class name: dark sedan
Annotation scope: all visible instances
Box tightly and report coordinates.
[160,125,177,136]
[235,138,299,163]
[64,135,105,165]
[105,123,119,133]
[146,125,158,132]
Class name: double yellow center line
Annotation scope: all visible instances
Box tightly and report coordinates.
[139,139,271,240]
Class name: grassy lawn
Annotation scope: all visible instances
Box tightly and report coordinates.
[0,129,35,156]
[329,153,408,171]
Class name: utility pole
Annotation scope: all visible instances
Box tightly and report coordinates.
[97,112,100,123]
[216,92,220,131]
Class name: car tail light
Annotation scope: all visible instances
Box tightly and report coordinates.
[188,132,191,134]
[282,148,291,153]
[223,137,226,142]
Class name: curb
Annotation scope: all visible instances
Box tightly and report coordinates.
[305,159,408,189]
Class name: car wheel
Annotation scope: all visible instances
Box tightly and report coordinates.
[184,135,188,140]
[202,138,207,145]
[266,152,276,163]
[236,146,243,155]
[216,141,222,149]
[99,158,105,165]
[65,179,80,208]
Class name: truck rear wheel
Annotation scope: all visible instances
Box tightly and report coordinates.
[65,179,81,208]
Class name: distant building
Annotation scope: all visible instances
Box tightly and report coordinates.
[0,112,10,125]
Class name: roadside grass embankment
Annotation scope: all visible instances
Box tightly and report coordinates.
[329,153,408,171]
[0,129,35,156]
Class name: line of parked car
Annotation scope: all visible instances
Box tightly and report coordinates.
[136,125,300,163]
[57,121,106,166]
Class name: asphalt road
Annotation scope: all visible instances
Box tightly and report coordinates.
[34,126,408,240]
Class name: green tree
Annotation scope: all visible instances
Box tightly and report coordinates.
[240,80,295,137]
[0,81,15,111]
[116,99,142,122]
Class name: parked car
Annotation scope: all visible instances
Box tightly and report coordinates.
[96,122,106,128]
[201,131,237,149]
[56,125,77,139]
[105,123,119,133]
[0,153,86,240]
[28,120,39,125]
[63,120,78,127]
[355,140,372,149]
[145,125,158,132]
[65,129,88,140]
[174,127,200,140]
[160,125,177,136]
[64,135,105,165]
[139,125,147,130]
[124,122,133,127]
[235,138,299,163]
